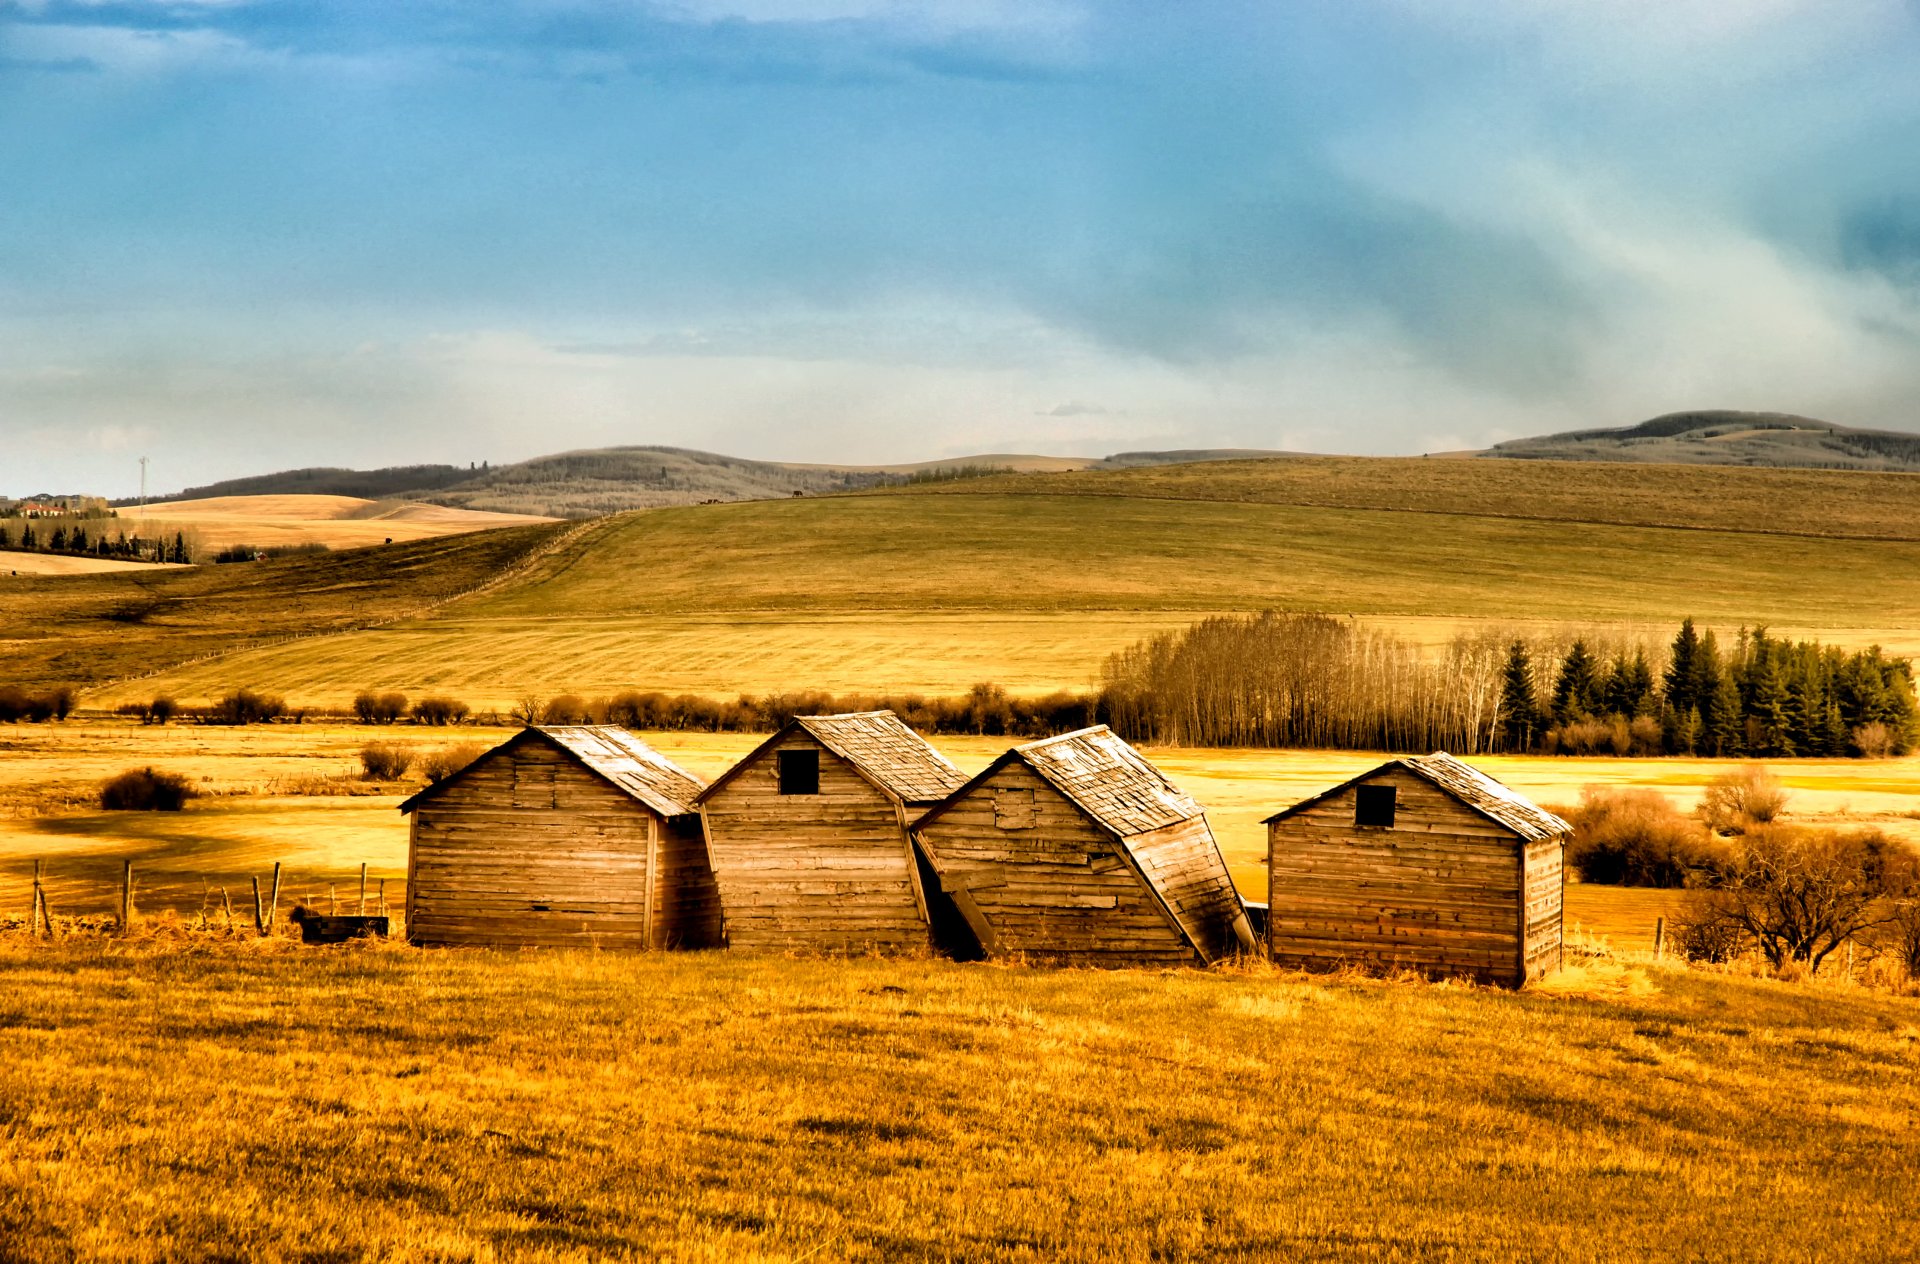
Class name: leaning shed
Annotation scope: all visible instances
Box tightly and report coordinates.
[1263,752,1568,986]
[694,711,970,952]
[398,725,721,949]
[912,726,1257,966]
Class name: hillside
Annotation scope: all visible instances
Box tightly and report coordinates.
[1483,410,1920,470]
[130,494,554,552]
[15,456,1920,708]
[132,446,1299,520]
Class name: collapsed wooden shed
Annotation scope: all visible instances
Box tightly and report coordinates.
[912,726,1257,966]
[695,711,969,952]
[1263,752,1568,986]
[398,725,721,949]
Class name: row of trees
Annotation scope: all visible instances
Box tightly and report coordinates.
[0,522,191,564]
[1497,620,1917,756]
[1095,612,1918,757]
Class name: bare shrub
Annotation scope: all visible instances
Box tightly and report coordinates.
[206,689,286,725]
[359,742,414,781]
[1852,721,1896,759]
[543,694,588,725]
[1546,719,1613,756]
[1699,764,1788,835]
[419,742,488,784]
[148,696,176,725]
[353,690,410,725]
[512,694,545,726]
[412,696,470,726]
[101,767,196,811]
[1671,896,1747,964]
[1688,825,1911,972]
[1565,787,1723,887]
[1628,715,1663,756]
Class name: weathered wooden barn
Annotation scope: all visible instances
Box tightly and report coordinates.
[1263,752,1568,986]
[912,726,1257,966]
[695,710,970,952]
[398,725,721,949]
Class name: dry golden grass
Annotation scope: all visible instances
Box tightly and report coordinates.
[132,494,554,551]
[0,937,1915,1261]
[0,553,187,577]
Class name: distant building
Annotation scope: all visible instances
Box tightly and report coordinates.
[695,711,969,952]
[1262,752,1568,986]
[398,725,722,949]
[913,726,1256,966]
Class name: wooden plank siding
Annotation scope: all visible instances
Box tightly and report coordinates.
[1266,767,1550,987]
[914,762,1199,966]
[699,730,931,952]
[407,741,720,949]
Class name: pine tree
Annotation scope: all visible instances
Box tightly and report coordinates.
[1673,705,1702,755]
[1497,640,1540,752]
[173,532,188,564]
[69,526,88,553]
[0,523,10,549]
[1707,664,1744,756]
[49,525,67,552]
[1664,618,1701,717]
[20,524,36,549]
[1750,653,1795,756]
[1553,640,1600,723]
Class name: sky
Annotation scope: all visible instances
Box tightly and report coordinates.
[4,0,1920,496]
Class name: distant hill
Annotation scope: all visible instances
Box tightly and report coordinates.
[135,446,1298,519]
[1482,411,1920,471]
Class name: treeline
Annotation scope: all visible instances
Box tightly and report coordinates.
[0,521,191,564]
[1100,613,1507,752]
[1497,620,1917,757]
[512,684,1094,736]
[1097,613,1918,757]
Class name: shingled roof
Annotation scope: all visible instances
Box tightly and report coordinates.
[793,711,968,804]
[398,725,706,818]
[1262,751,1570,842]
[1009,725,1202,837]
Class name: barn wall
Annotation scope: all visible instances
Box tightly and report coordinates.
[1266,768,1526,986]
[1125,815,1252,964]
[1522,836,1565,981]
[407,741,659,948]
[915,762,1196,966]
[700,731,928,951]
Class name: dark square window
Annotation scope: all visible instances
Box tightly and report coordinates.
[1355,784,1397,828]
[778,748,820,796]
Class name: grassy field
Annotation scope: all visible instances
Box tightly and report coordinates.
[5,721,1915,949]
[38,456,1920,708]
[131,493,553,552]
[0,938,1914,1262]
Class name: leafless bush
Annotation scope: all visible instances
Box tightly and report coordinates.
[1699,765,1789,835]
[1671,896,1747,964]
[205,689,286,725]
[543,694,588,725]
[359,742,413,781]
[353,690,409,725]
[1686,825,1911,972]
[1565,787,1724,887]
[419,742,488,784]
[1545,719,1614,756]
[1852,721,1896,759]
[412,696,470,726]
[512,694,545,726]
[101,767,197,811]
[147,695,176,725]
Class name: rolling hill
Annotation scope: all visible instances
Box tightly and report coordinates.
[1482,410,1920,470]
[134,446,1298,519]
[11,455,1920,709]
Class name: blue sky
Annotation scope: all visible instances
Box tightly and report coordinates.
[5,0,1920,495]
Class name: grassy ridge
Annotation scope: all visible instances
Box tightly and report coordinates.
[21,457,1920,704]
[0,941,1914,1262]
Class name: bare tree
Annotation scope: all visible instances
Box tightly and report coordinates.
[1688,826,1910,973]
[512,694,545,726]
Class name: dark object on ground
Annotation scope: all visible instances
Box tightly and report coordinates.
[288,906,390,944]
[100,767,196,811]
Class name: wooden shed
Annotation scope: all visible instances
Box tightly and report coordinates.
[912,726,1257,966]
[694,711,969,952]
[398,725,721,949]
[1263,752,1568,986]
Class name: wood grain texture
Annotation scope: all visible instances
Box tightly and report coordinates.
[1266,766,1564,987]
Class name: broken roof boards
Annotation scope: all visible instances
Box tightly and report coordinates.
[399,725,721,949]
[695,711,969,952]
[913,726,1255,966]
[1263,752,1569,986]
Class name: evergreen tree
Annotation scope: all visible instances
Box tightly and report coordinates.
[173,532,189,564]
[0,523,10,549]
[1618,649,1656,716]
[1707,662,1744,756]
[1553,640,1600,723]
[49,525,67,551]
[1497,640,1540,752]
[69,526,87,553]
[1673,705,1703,755]
[20,524,35,549]
[1750,652,1795,756]
[1664,618,1701,718]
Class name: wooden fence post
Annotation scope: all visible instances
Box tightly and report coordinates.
[359,863,368,916]
[30,860,42,937]
[267,862,281,933]
[329,884,337,916]
[1653,916,1665,960]
[378,878,387,919]
[252,876,266,936]
[120,860,135,934]
[221,886,235,933]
